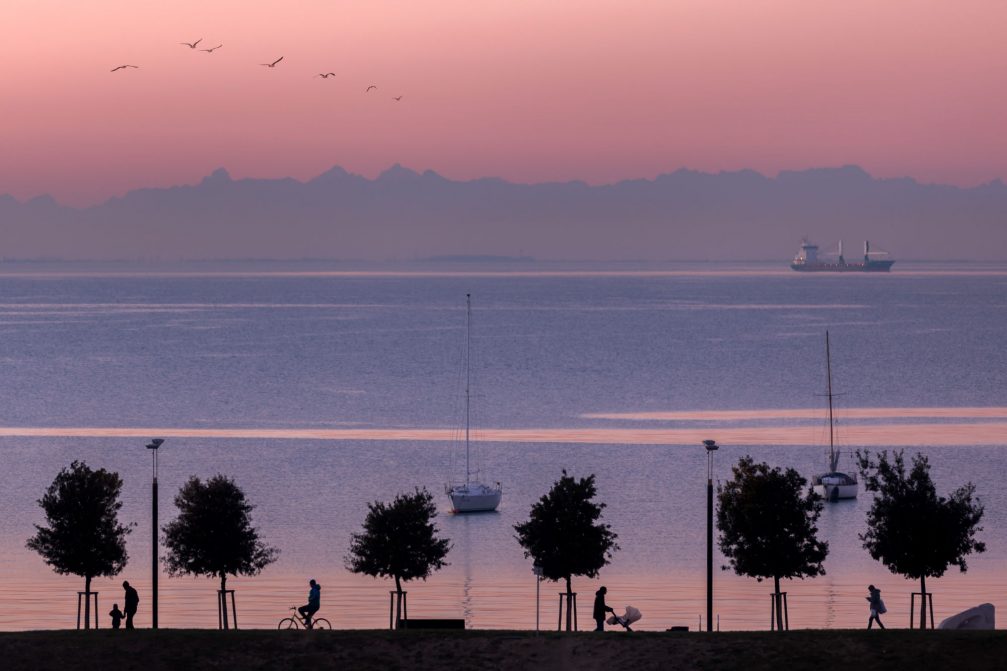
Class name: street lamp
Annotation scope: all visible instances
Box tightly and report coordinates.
[146,438,164,629]
[703,439,719,633]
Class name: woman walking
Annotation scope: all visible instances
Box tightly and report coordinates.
[867,584,886,629]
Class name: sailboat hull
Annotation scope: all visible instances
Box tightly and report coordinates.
[447,483,502,513]
[813,473,858,501]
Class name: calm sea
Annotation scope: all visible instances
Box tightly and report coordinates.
[0,262,1005,631]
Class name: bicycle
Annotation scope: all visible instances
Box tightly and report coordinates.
[277,606,332,630]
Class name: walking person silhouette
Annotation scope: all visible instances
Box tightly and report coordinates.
[122,581,140,629]
[867,584,886,629]
[593,586,615,632]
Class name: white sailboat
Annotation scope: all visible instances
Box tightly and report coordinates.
[446,294,502,513]
[812,331,859,502]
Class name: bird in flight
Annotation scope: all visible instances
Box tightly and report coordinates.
[393,96,403,101]
[317,72,336,78]
[110,65,139,72]
[261,57,284,68]
[201,44,223,53]
[180,39,202,49]
[366,85,377,92]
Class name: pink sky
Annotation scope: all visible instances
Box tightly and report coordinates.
[3,0,1006,205]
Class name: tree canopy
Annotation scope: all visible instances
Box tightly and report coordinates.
[26,460,132,582]
[162,474,278,591]
[717,456,827,629]
[345,487,451,593]
[857,450,985,628]
[26,461,132,629]
[514,471,619,629]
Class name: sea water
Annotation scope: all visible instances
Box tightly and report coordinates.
[0,262,1004,631]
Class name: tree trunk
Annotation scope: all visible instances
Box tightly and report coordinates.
[220,573,229,630]
[565,576,573,632]
[773,575,784,632]
[84,575,92,630]
[394,575,403,629]
[919,575,927,630]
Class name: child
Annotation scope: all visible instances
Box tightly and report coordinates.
[866,585,886,629]
[109,603,124,630]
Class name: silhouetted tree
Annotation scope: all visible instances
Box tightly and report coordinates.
[26,461,132,629]
[514,471,619,631]
[162,475,278,629]
[857,450,985,629]
[346,488,451,628]
[717,456,828,631]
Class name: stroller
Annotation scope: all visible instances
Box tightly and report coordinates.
[606,606,643,631]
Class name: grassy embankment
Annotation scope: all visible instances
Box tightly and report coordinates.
[2,629,1005,670]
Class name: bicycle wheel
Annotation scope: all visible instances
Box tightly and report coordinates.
[311,618,332,630]
[278,617,300,630]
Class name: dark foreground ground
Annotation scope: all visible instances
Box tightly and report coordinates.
[2,629,1005,671]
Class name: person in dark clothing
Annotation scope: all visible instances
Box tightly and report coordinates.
[122,581,140,629]
[298,579,321,627]
[109,604,124,630]
[593,586,615,632]
[866,584,886,629]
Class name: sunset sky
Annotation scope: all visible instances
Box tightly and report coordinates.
[3,0,1006,205]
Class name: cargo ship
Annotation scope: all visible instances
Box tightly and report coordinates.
[790,239,894,272]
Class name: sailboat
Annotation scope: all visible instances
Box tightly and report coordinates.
[445,294,503,513]
[811,331,859,502]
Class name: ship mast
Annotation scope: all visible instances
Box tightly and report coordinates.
[465,293,471,484]
[826,330,837,472]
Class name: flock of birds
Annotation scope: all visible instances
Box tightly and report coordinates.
[110,38,402,100]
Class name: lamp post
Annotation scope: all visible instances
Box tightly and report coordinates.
[532,563,543,634]
[146,438,164,629]
[703,439,719,633]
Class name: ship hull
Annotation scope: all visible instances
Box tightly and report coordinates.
[791,260,894,272]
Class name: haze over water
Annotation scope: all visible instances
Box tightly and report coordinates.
[1,262,1005,631]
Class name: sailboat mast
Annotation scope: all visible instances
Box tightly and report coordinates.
[465,293,471,484]
[826,330,837,472]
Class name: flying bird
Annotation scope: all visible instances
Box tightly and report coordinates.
[201,44,223,53]
[110,65,139,72]
[180,39,202,49]
[393,96,403,101]
[261,57,284,68]
[366,85,377,92]
[316,72,336,78]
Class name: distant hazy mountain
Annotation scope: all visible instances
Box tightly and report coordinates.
[2,164,1005,261]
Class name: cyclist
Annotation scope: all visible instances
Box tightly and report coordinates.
[298,579,321,626]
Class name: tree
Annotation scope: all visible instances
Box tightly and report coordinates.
[717,456,828,631]
[26,461,132,629]
[857,450,985,629]
[345,488,451,628]
[514,471,619,631]
[162,475,278,629]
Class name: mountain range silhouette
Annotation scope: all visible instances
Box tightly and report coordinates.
[1,165,1004,261]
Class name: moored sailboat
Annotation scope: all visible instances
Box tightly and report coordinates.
[445,294,502,513]
[811,331,859,502]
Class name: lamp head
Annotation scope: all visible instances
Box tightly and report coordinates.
[703,439,719,452]
[146,438,165,450]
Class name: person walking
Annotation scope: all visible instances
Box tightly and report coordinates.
[593,586,615,632]
[122,581,140,629]
[867,584,886,629]
[297,579,321,627]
